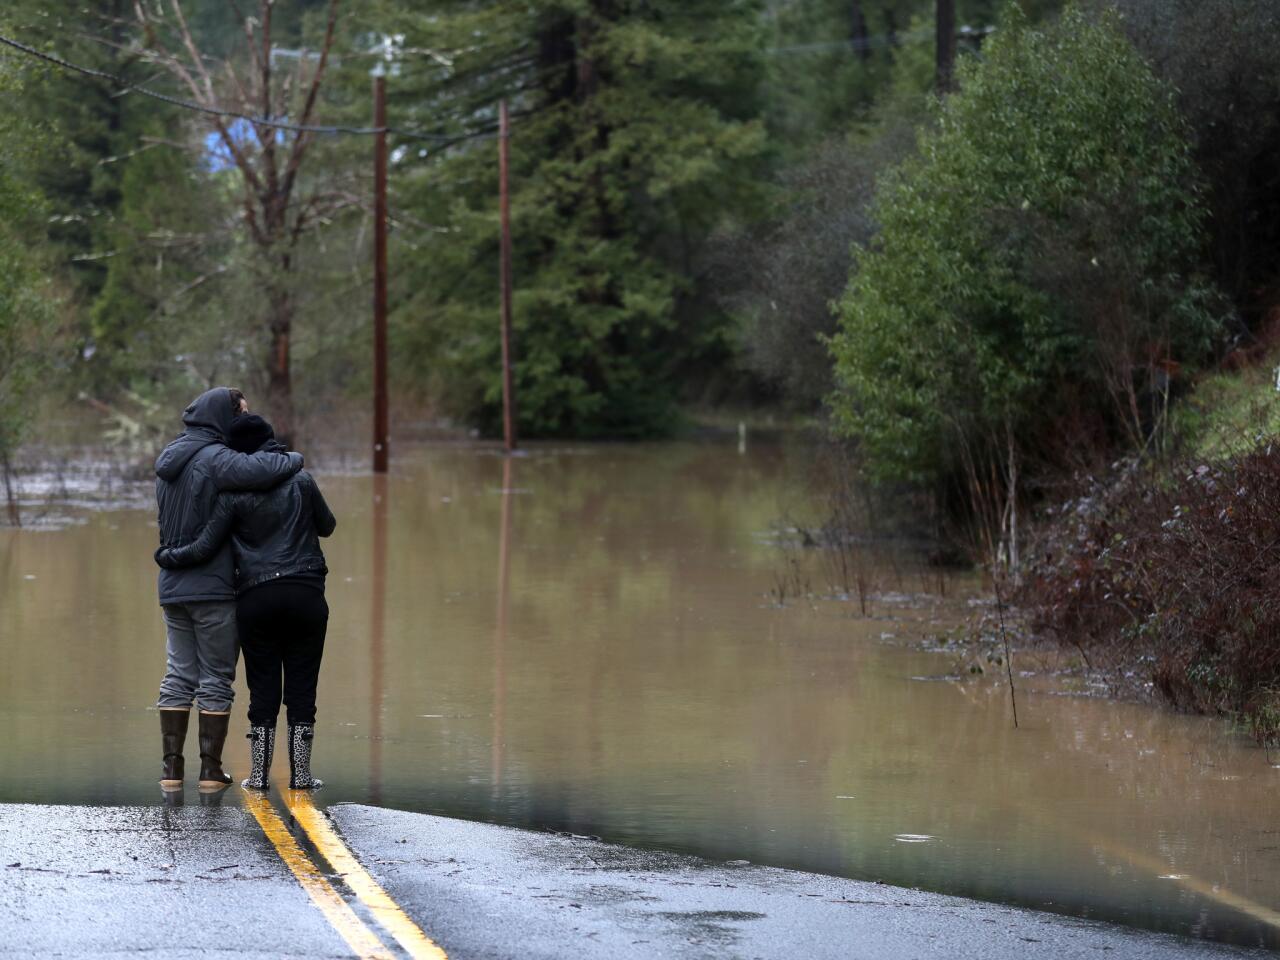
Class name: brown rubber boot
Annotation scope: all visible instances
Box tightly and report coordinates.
[197,711,233,793]
[159,708,190,792]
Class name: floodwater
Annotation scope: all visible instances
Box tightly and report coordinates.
[2,440,1279,949]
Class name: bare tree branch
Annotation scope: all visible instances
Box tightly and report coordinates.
[281,0,340,207]
[133,0,265,202]
[257,1,281,237]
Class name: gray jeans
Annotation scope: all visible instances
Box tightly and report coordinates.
[157,601,239,713]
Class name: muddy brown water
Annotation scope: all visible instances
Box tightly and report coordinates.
[2,440,1278,949]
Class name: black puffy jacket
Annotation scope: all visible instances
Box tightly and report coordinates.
[155,445,335,594]
[155,388,303,605]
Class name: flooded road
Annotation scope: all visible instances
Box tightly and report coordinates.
[2,440,1278,949]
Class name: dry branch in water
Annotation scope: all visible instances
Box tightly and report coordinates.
[1024,444,1280,745]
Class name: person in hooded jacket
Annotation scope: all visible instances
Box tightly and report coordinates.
[156,414,336,790]
[154,388,303,794]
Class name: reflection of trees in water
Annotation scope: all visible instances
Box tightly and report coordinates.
[6,443,1280,945]
[356,444,817,808]
[212,447,1280,938]
[369,472,387,805]
[491,456,512,793]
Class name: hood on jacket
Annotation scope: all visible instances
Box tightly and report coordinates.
[155,387,237,481]
[228,413,275,454]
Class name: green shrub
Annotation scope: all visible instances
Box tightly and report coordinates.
[827,5,1217,503]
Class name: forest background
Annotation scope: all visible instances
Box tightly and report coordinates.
[3,0,1280,548]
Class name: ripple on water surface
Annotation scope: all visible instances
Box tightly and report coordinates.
[1,439,1278,950]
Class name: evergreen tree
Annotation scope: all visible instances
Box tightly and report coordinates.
[0,47,60,517]
[374,0,769,437]
[760,0,1058,148]
[5,1,169,392]
[763,0,924,146]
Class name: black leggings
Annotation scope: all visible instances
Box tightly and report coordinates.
[236,582,328,727]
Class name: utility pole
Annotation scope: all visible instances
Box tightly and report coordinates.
[498,99,517,453]
[936,0,957,93]
[372,72,389,473]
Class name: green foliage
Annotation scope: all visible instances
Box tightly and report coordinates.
[1168,356,1280,461]
[762,1,1062,150]
[763,0,919,147]
[828,5,1216,487]
[0,56,59,462]
[377,0,770,437]
[4,1,162,384]
[720,2,1068,415]
[714,119,921,411]
[1104,0,1280,322]
[88,140,264,398]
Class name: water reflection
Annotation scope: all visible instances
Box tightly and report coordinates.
[0,440,1278,949]
[369,472,388,805]
[492,455,513,792]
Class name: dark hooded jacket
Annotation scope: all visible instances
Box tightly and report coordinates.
[154,440,335,593]
[154,388,303,604]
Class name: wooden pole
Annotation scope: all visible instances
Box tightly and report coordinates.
[498,99,517,453]
[372,74,390,473]
[936,0,957,93]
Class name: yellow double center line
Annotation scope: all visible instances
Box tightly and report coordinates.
[243,790,448,959]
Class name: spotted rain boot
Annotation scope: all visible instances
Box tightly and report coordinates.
[242,725,275,790]
[287,723,323,789]
[159,708,190,792]
[197,711,234,793]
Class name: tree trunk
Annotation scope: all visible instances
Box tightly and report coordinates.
[2,446,19,527]
[849,1,870,61]
[936,0,957,93]
[265,276,295,446]
[1003,418,1020,578]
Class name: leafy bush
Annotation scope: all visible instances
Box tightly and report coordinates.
[1025,444,1280,744]
[827,5,1218,554]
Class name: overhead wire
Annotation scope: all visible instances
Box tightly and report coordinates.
[765,23,992,56]
[0,32,500,145]
[1,22,995,147]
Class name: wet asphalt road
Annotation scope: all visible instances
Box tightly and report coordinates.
[0,801,1268,959]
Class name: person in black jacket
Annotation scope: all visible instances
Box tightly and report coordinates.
[154,387,304,794]
[156,414,336,790]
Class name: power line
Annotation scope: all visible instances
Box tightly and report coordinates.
[2,22,997,145]
[767,26,932,56]
[766,24,993,56]
[0,33,500,145]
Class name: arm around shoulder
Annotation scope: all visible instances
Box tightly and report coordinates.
[211,446,303,491]
[154,495,238,568]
